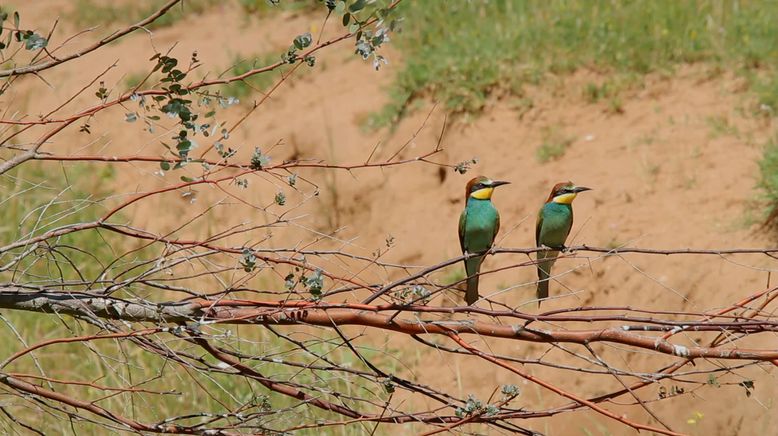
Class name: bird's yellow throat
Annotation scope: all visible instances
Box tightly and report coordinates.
[470,187,494,200]
[552,192,577,204]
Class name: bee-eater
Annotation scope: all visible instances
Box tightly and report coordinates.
[535,181,591,304]
[459,176,510,305]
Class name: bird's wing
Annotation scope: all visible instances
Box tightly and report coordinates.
[535,205,544,246]
[492,210,501,244]
[564,208,574,240]
[458,207,467,252]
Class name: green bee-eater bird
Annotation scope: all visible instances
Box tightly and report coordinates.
[536,181,591,304]
[458,176,510,305]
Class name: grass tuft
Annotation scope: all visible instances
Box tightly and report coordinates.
[536,127,573,163]
[758,135,778,226]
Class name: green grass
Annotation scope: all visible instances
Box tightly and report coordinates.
[748,73,778,118]
[0,317,386,434]
[0,162,119,279]
[70,0,217,28]
[536,140,571,163]
[369,0,778,129]
[536,127,573,163]
[758,135,778,225]
[0,162,133,433]
[0,162,390,433]
[706,114,740,138]
[581,75,639,106]
[445,268,466,286]
[441,268,467,304]
[123,70,154,91]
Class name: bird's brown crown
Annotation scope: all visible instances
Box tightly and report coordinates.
[465,176,492,199]
[546,181,574,202]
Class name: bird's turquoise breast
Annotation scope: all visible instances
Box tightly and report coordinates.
[463,199,499,252]
[539,202,573,246]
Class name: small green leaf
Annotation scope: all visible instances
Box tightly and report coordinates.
[294,32,312,50]
[342,13,350,26]
[160,161,171,171]
[176,139,192,152]
[284,273,296,290]
[95,82,108,101]
[454,158,478,174]
[250,147,271,170]
[501,384,520,397]
[240,248,257,272]
[739,380,755,397]
[161,57,178,73]
[23,33,46,50]
[349,0,366,12]
[180,176,195,182]
[304,269,324,298]
[382,378,395,394]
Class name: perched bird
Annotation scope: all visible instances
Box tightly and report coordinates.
[458,176,510,305]
[535,181,592,304]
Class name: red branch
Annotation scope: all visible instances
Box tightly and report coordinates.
[201,303,778,361]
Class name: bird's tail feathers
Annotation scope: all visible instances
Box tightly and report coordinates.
[536,251,559,306]
[536,266,550,305]
[465,274,480,305]
[464,255,483,305]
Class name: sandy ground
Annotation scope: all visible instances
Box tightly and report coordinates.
[7,2,778,434]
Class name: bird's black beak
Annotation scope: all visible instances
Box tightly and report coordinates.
[573,186,592,193]
[490,180,511,188]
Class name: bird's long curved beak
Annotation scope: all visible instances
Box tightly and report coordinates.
[490,180,511,187]
[573,186,592,193]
